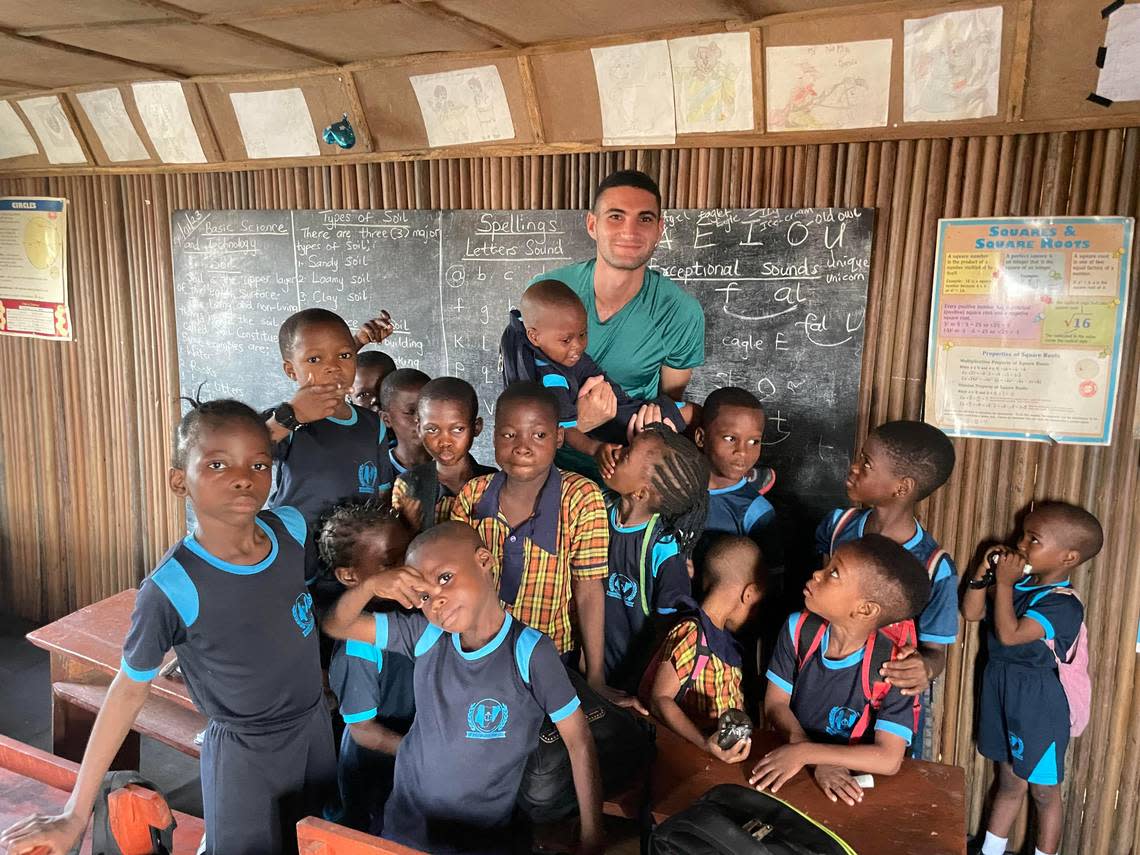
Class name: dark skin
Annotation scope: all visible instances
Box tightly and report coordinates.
[833,435,947,697]
[750,546,909,805]
[960,508,1082,853]
[398,398,484,531]
[322,526,604,855]
[694,404,765,490]
[349,364,385,413]
[381,385,432,470]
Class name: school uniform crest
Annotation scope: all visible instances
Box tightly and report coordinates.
[292,592,315,637]
[466,697,509,740]
[1009,732,1025,760]
[606,573,639,607]
[826,705,859,737]
[358,461,378,494]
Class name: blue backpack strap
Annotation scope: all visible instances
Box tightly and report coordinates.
[514,626,543,685]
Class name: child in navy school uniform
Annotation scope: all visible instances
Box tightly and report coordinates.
[0,400,336,855]
[267,308,396,528]
[750,535,929,806]
[963,502,1102,855]
[323,521,604,855]
[319,501,417,835]
[599,423,708,690]
[379,368,432,477]
[350,349,397,414]
[815,420,957,757]
[392,376,496,533]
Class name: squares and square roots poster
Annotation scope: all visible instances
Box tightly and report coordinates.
[925,217,1133,445]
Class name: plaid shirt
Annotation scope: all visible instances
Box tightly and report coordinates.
[450,467,609,653]
[663,619,744,731]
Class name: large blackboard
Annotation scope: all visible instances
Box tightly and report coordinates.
[172,208,873,527]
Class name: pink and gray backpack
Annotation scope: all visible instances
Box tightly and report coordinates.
[1041,587,1091,737]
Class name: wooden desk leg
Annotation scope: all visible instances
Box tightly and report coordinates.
[49,654,140,769]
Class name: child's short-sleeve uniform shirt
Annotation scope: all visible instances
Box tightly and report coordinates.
[705,478,775,540]
[271,404,394,526]
[329,628,416,730]
[603,506,691,683]
[392,459,498,528]
[658,616,744,731]
[766,612,917,746]
[450,468,609,654]
[978,579,1083,785]
[815,509,959,647]
[376,610,580,855]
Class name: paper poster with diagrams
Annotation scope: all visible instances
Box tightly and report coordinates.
[132,81,207,164]
[668,32,754,134]
[0,102,38,160]
[592,40,676,145]
[76,88,149,162]
[1095,4,1140,104]
[926,217,1133,445]
[765,40,891,132]
[904,6,1003,122]
[17,97,86,164]
[230,88,320,159]
[410,65,515,148]
[0,197,71,341]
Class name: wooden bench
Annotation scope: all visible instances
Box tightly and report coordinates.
[297,818,426,854]
[53,681,206,759]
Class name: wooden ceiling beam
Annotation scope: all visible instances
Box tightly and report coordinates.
[203,0,398,24]
[0,77,45,90]
[18,18,177,37]
[395,0,523,49]
[0,28,184,78]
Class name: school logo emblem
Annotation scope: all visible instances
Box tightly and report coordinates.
[826,706,859,737]
[1009,733,1025,761]
[358,461,378,494]
[466,698,509,740]
[606,573,638,607]
[292,592,315,637]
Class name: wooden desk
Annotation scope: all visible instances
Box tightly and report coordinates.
[646,723,966,854]
[0,734,204,854]
[26,589,206,765]
[296,818,426,854]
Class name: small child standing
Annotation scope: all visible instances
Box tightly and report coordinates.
[600,423,708,689]
[350,349,397,414]
[963,502,1102,855]
[319,501,417,836]
[0,400,334,855]
[379,368,432,476]
[323,521,604,855]
[392,376,495,533]
[640,536,765,763]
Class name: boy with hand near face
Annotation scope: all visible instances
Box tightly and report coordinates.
[350,349,397,414]
[378,368,431,477]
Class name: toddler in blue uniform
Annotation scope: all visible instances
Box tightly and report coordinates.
[752,535,929,805]
[379,367,431,477]
[815,419,957,757]
[319,500,417,835]
[323,521,604,855]
[963,502,1102,855]
[599,422,707,690]
[1,399,335,855]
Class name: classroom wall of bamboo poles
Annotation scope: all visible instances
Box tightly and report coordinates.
[1,129,1138,852]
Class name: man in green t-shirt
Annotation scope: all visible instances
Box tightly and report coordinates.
[533,170,706,449]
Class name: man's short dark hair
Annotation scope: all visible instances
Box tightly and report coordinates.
[703,386,765,426]
[278,308,352,359]
[357,350,397,375]
[1034,501,1104,563]
[496,381,559,424]
[418,376,480,424]
[379,368,430,411]
[592,169,662,213]
[843,534,929,627]
[871,421,956,501]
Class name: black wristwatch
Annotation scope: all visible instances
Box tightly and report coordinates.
[273,402,302,431]
[968,571,995,589]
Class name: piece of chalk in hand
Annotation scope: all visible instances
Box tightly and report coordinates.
[853,774,874,788]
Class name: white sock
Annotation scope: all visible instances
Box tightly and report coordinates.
[981,831,1008,855]
[1034,849,1056,855]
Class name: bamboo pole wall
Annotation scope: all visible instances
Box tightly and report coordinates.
[1,129,1139,852]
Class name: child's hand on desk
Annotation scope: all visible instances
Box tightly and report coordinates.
[291,377,345,423]
[749,742,808,792]
[0,812,84,854]
[369,566,423,610]
[705,732,751,764]
[354,311,394,348]
[813,764,864,805]
[880,644,932,696]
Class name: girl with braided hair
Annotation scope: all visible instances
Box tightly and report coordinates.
[600,422,711,690]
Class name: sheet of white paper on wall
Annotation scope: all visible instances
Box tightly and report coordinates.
[1097,5,1140,103]
[410,65,515,148]
[132,81,207,164]
[904,6,1003,122]
[668,32,754,134]
[76,88,149,163]
[0,101,39,160]
[765,40,892,132]
[17,96,86,164]
[592,41,677,146]
[230,88,320,159]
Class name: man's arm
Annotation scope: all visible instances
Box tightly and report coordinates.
[659,366,693,401]
[555,709,605,855]
[571,578,606,689]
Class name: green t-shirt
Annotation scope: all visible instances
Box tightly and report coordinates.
[535,259,706,400]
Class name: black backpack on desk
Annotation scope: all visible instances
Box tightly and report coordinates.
[650,784,856,855]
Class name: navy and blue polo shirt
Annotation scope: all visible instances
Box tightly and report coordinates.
[328,616,416,731]
[978,579,1083,784]
[706,477,775,540]
[603,506,690,683]
[766,612,916,746]
[815,508,959,646]
[121,507,323,726]
[377,610,579,855]
[271,404,394,526]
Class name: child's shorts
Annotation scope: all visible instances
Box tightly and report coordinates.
[977,659,1069,785]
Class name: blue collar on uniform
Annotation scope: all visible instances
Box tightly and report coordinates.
[854,509,924,551]
[327,405,359,426]
[452,612,512,660]
[819,626,865,670]
[389,446,408,475]
[1015,578,1072,592]
[183,515,278,575]
[609,504,651,534]
[709,477,748,496]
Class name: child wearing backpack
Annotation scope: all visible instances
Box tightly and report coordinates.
[962,501,1101,855]
[750,535,929,805]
